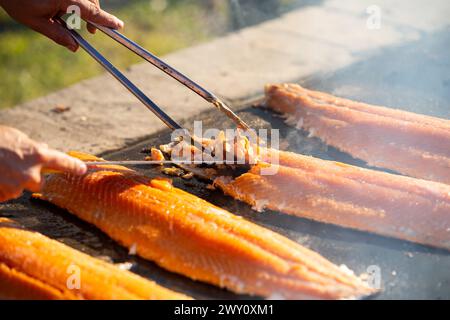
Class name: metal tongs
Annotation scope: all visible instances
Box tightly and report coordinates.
[60,18,251,132]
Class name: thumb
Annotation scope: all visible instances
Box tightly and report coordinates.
[31,19,79,52]
[65,0,124,30]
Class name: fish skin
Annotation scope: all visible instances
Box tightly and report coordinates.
[265,83,450,184]
[214,150,450,250]
[0,218,190,300]
[34,152,375,300]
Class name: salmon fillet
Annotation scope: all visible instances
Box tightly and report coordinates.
[214,149,450,250]
[34,151,374,299]
[265,84,450,184]
[0,218,189,300]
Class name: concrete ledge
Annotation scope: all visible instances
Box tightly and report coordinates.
[1,0,448,154]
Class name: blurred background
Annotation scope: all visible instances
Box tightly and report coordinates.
[0,0,314,109]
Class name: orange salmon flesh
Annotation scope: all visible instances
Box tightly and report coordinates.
[0,218,190,300]
[265,84,450,184]
[33,151,375,300]
[214,148,450,250]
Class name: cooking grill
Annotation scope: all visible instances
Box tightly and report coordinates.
[0,0,449,301]
[1,85,449,299]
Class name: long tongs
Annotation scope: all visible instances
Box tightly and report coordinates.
[60,18,251,132]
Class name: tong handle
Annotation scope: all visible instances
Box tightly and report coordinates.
[59,19,183,131]
[90,22,251,130]
[90,22,217,103]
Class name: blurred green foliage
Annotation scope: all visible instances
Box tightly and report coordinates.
[0,0,301,108]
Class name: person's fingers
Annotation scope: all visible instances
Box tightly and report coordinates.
[0,193,12,202]
[39,149,87,175]
[36,142,49,150]
[87,0,99,33]
[87,22,97,34]
[0,191,9,203]
[10,189,23,200]
[62,0,124,29]
[30,18,78,52]
[23,168,44,193]
[0,188,23,202]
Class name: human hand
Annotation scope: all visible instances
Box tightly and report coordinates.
[0,126,87,202]
[0,0,124,51]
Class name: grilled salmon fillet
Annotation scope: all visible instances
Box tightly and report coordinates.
[265,84,450,184]
[214,149,450,250]
[33,151,374,299]
[0,218,189,300]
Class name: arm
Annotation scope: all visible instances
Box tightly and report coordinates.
[0,126,87,202]
[0,0,123,51]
